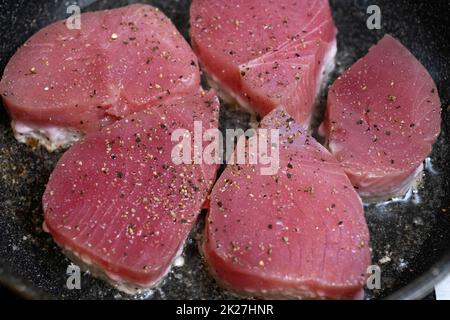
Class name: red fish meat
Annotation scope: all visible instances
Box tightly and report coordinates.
[190,0,337,127]
[322,35,441,201]
[0,4,200,150]
[203,107,371,299]
[43,91,219,293]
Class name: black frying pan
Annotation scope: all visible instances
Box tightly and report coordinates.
[0,0,449,300]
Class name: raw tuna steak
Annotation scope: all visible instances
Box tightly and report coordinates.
[0,4,200,151]
[322,35,441,201]
[190,0,337,127]
[43,91,219,293]
[203,107,371,299]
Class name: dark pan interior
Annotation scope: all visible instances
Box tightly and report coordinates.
[0,0,449,299]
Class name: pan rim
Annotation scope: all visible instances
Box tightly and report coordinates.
[1,252,450,300]
[0,0,449,301]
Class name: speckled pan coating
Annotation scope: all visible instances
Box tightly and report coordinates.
[0,0,449,299]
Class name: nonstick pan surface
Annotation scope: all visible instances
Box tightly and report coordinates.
[0,0,449,299]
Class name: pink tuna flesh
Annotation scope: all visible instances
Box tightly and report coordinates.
[322,35,441,201]
[190,0,337,128]
[43,91,219,292]
[203,107,371,299]
[0,4,200,150]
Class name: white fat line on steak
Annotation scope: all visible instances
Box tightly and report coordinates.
[12,120,83,152]
[202,40,337,132]
[42,221,186,295]
[363,163,424,204]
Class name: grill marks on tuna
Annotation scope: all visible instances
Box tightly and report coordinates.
[43,91,219,292]
[190,0,337,127]
[322,35,441,201]
[0,4,200,149]
[203,108,371,299]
